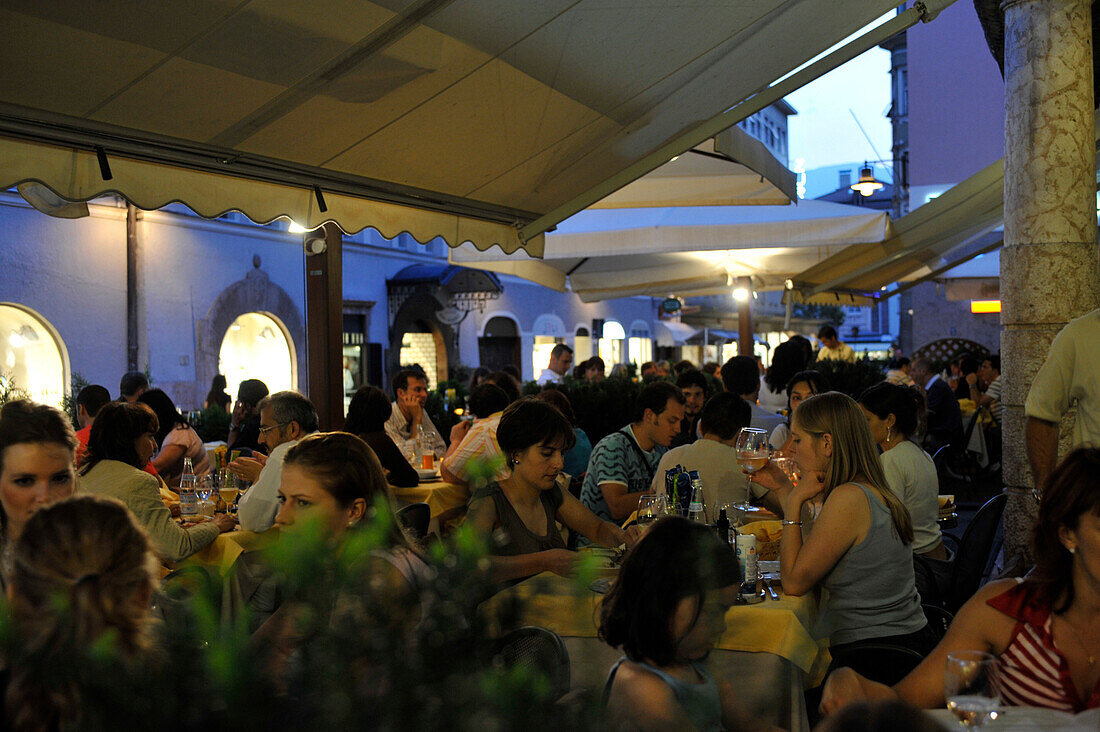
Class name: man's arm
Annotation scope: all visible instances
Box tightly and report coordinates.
[238,457,281,532]
[1026,416,1059,492]
[600,482,644,523]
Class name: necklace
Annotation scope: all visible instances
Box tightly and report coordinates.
[1060,616,1097,668]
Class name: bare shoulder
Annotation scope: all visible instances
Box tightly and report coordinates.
[607,661,679,721]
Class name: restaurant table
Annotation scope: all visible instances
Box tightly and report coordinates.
[181,528,280,626]
[926,706,1100,730]
[390,477,471,528]
[481,570,828,732]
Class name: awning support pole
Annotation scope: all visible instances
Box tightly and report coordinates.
[305,223,344,430]
[517,0,953,243]
[737,276,754,360]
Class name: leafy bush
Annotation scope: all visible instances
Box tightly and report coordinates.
[811,358,888,399]
[0,508,603,731]
[193,405,232,443]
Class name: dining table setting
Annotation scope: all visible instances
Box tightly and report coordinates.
[480,537,830,732]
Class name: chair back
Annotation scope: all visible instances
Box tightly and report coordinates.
[829,642,925,686]
[946,493,1006,613]
[152,565,217,640]
[922,603,955,642]
[490,626,571,701]
[397,502,431,540]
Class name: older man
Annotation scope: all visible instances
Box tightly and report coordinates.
[232,391,318,532]
[910,357,963,451]
[537,343,574,385]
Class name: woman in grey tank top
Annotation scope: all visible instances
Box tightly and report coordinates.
[750,393,932,673]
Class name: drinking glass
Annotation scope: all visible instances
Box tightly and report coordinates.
[637,494,668,528]
[219,472,241,515]
[944,651,1000,727]
[735,428,770,474]
[772,457,801,485]
[196,474,215,503]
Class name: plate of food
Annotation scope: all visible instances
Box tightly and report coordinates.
[417,468,440,480]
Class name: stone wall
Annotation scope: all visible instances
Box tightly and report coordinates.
[905,281,1002,355]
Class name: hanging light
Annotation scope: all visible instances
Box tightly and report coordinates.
[732,287,749,302]
[851,163,884,197]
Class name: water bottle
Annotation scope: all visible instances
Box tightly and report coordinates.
[736,533,759,602]
[687,470,707,523]
[179,457,200,522]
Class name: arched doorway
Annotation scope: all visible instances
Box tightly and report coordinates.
[479,315,520,373]
[398,320,447,391]
[218,312,296,402]
[574,326,592,362]
[0,303,69,406]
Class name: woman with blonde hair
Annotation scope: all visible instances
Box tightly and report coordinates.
[751,392,933,682]
[4,495,158,731]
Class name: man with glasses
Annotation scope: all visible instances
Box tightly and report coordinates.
[231,391,318,532]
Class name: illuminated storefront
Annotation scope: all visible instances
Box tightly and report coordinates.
[598,321,625,366]
[0,304,67,407]
[219,312,295,403]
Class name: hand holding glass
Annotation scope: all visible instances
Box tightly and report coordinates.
[944,651,1000,727]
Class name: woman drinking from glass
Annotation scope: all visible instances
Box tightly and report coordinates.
[465,397,641,582]
[751,392,933,678]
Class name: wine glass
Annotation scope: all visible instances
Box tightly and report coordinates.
[735,428,770,477]
[637,494,668,529]
[196,474,215,503]
[944,651,1000,727]
[772,456,801,485]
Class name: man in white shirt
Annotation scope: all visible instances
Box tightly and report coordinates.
[537,344,574,385]
[1025,308,1100,489]
[231,391,318,532]
[816,324,857,362]
[384,368,446,457]
[650,392,778,514]
[720,356,785,437]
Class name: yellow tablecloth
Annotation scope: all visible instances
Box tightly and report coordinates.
[187,529,276,576]
[482,572,828,681]
[390,479,470,519]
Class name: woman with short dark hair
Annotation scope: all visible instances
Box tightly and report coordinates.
[343,386,418,488]
[465,398,641,582]
[79,402,234,562]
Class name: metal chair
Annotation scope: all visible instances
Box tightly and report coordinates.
[488,626,572,701]
[396,502,431,540]
[828,642,925,687]
[943,493,1007,614]
[922,603,955,642]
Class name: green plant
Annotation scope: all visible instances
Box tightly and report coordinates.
[193,405,232,443]
[60,371,90,424]
[0,505,603,730]
[0,371,29,406]
[811,358,888,399]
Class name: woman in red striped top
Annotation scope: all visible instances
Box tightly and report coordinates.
[820,447,1100,715]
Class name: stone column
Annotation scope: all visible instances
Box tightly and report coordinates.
[1000,0,1099,574]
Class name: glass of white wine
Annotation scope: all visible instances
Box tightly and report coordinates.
[219,473,241,516]
[735,428,770,480]
[944,651,1000,727]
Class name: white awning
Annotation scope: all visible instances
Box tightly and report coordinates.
[0,0,947,254]
[654,320,699,347]
[449,199,890,301]
[792,108,1100,299]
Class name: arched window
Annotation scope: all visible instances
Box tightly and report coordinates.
[0,304,68,406]
[599,321,625,366]
[573,326,592,362]
[219,312,295,403]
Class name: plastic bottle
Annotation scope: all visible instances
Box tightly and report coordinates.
[179,457,200,522]
[687,470,707,523]
[736,533,759,602]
